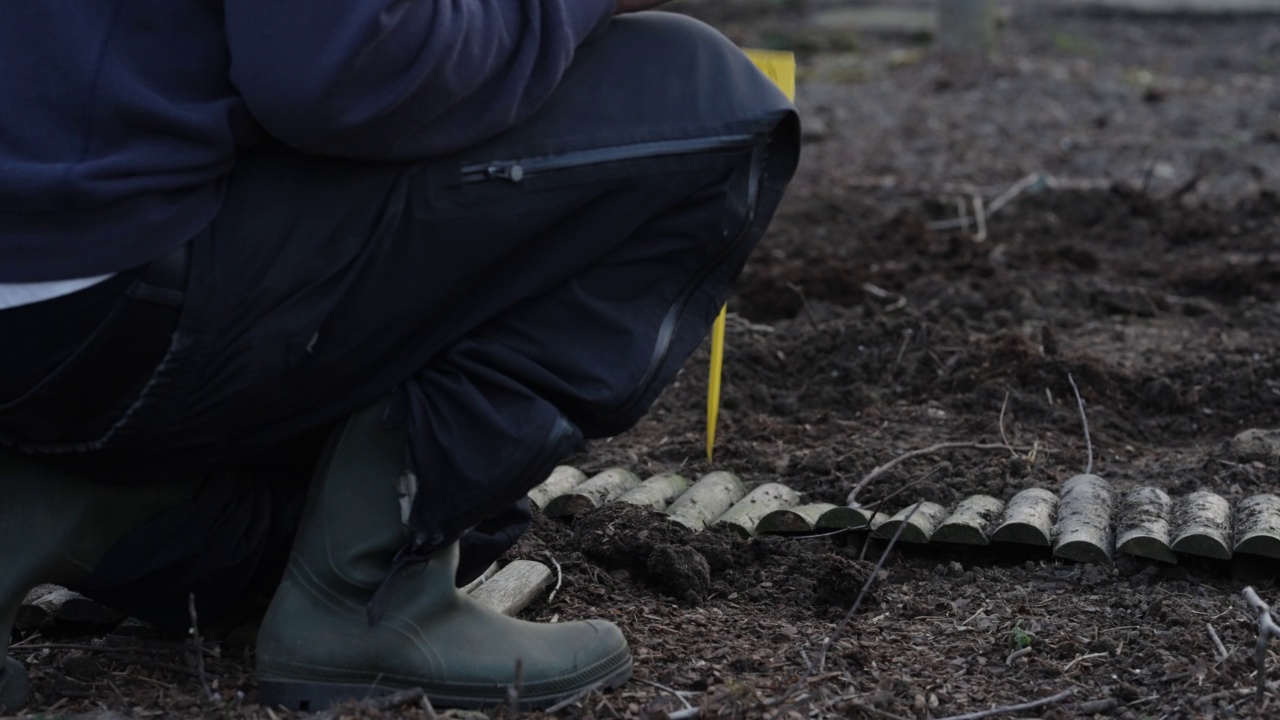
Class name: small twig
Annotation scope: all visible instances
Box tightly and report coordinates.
[545,552,564,605]
[890,328,914,373]
[544,679,606,714]
[113,655,202,678]
[972,195,988,242]
[844,701,911,720]
[187,593,214,702]
[926,174,1052,232]
[815,504,921,674]
[668,708,702,720]
[848,442,1028,503]
[1207,622,1229,662]
[860,282,908,312]
[1005,646,1032,665]
[857,469,939,561]
[1168,170,1204,202]
[507,658,524,717]
[1196,682,1280,706]
[1066,373,1094,475]
[986,173,1049,217]
[934,688,1075,720]
[634,678,696,710]
[9,643,212,657]
[787,281,819,329]
[997,392,1017,458]
[460,562,500,594]
[1243,586,1280,704]
[1062,651,1108,672]
[792,526,859,540]
[312,688,427,720]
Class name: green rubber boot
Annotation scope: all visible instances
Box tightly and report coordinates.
[0,451,199,713]
[255,403,631,712]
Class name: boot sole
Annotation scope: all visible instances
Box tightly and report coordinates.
[258,651,632,713]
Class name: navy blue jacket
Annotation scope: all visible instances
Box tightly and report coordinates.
[0,0,613,281]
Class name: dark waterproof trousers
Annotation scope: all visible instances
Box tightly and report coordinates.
[0,12,799,628]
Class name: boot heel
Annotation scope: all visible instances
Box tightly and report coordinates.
[258,679,397,713]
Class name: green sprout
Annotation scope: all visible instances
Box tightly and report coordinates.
[1010,625,1034,650]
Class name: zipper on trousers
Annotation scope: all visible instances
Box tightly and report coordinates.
[609,135,768,422]
[460,134,756,184]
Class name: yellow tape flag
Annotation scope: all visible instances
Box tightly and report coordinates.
[707,49,795,463]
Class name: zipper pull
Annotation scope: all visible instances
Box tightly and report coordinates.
[486,162,524,182]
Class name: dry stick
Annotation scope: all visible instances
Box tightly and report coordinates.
[934,688,1075,720]
[842,701,911,720]
[1005,646,1032,666]
[422,692,439,720]
[1062,651,1108,672]
[926,173,1051,232]
[1066,373,1094,475]
[312,688,428,720]
[9,643,213,656]
[815,503,922,674]
[786,281,819,330]
[544,679,606,714]
[848,443,1027,504]
[633,678,696,711]
[997,392,1017,458]
[891,329,913,372]
[972,195,988,242]
[986,173,1049,217]
[1207,623,1229,662]
[187,593,214,702]
[1242,586,1280,704]
[545,551,563,605]
[506,658,524,718]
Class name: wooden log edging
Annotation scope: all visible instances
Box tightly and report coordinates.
[716,483,801,537]
[1054,474,1114,565]
[872,501,950,543]
[527,465,587,511]
[815,504,873,531]
[758,503,838,534]
[468,560,554,616]
[933,495,1004,545]
[1172,491,1233,560]
[526,466,1280,566]
[1236,494,1280,559]
[991,488,1058,547]
[617,472,691,512]
[1116,486,1175,563]
[666,471,746,531]
[543,467,640,518]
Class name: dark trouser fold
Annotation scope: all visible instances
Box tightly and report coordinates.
[0,11,799,712]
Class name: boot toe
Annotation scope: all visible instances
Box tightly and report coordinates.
[522,617,631,700]
[0,656,29,713]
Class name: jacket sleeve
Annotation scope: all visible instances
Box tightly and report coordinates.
[224,0,614,159]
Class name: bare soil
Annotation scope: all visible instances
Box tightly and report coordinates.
[9,3,1280,719]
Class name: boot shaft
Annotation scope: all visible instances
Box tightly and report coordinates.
[286,401,414,592]
[0,450,201,712]
[0,452,199,589]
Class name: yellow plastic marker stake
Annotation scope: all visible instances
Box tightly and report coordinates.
[743,49,797,103]
[707,49,796,463]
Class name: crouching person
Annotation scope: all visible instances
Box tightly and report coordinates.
[0,0,798,712]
